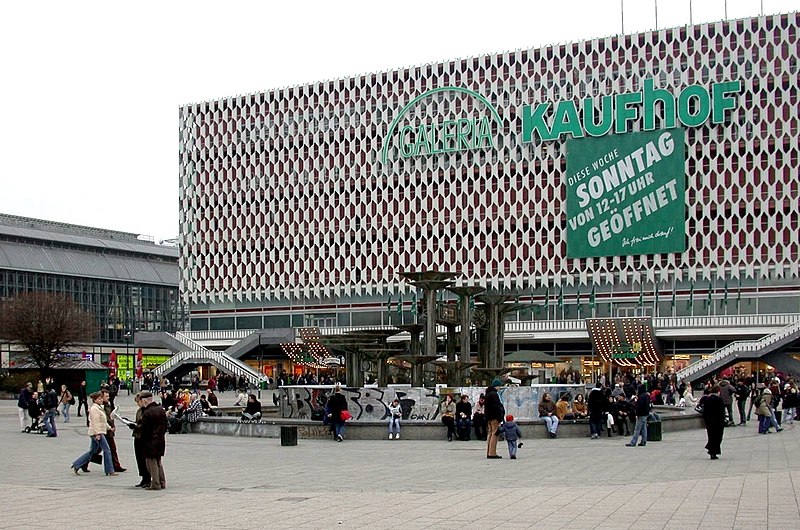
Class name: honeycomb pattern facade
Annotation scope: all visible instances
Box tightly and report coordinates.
[179,13,799,305]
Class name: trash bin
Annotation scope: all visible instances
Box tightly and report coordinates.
[647,420,662,442]
[281,426,298,446]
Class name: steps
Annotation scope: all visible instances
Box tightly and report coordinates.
[150,332,268,388]
[676,318,800,382]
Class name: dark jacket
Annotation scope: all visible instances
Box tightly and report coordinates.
[327,391,348,422]
[702,393,726,430]
[17,387,33,409]
[243,399,262,416]
[484,387,505,422]
[587,388,606,419]
[498,420,521,441]
[141,402,167,458]
[455,400,472,420]
[44,389,59,410]
[635,390,651,417]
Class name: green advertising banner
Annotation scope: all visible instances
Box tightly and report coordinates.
[565,129,686,258]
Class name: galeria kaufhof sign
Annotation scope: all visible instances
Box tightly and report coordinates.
[381,79,741,259]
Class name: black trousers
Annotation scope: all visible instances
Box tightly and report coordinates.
[134,438,150,482]
[77,399,89,417]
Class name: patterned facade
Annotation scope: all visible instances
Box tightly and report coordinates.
[179,14,799,324]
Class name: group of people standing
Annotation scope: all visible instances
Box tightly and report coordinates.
[70,390,167,490]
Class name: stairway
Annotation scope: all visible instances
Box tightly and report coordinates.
[676,319,800,383]
[151,332,268,388]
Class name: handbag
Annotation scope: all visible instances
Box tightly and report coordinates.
[340,410,352,421]
[90,452,102,465]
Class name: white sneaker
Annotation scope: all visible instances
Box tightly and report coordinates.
[395,433,400,439]
[388,433,393,439]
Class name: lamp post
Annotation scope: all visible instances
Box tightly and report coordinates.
[258,333,263,400]
[124,331,132,393]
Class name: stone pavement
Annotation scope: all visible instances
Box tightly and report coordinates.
[0,394,798,529]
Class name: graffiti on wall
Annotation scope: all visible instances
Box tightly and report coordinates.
[279,384,586,421]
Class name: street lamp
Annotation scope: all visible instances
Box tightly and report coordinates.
[124,331,132,392]
[257,333,263,399]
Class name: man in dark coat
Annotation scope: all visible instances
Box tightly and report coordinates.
[326,386,348,442]
[702,385,726,459]
[484,380,505,459]
[587,383,606,439]
[139,391,167,490]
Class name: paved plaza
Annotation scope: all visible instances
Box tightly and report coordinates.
[0,394,798,529]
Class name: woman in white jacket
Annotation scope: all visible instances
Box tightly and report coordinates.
[70,392,117,476]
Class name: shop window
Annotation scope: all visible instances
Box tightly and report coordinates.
[236,316,262,330]
[190,318,209,331]
[209,317,235,330]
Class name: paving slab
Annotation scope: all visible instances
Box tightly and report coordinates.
[0,395,798,529]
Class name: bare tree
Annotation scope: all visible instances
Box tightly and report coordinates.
[0,292,97,373]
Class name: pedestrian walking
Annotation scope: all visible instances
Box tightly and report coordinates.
[326,385,348,442]
[70,392,117,476]
[59,384,73,423]
[702,385,726,459]
[498,415,522,459]
[626,385,651,447]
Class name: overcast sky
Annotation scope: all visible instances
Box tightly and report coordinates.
[1,0,797,242]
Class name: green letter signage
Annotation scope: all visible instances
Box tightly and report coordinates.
[522,79,740,142]
[381,87,502,164]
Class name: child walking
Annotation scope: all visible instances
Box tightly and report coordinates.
[498,414,522,459]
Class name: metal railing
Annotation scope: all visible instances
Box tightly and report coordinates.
[152,333,267,387]
[176,313,799,343]
[675,318,800,380]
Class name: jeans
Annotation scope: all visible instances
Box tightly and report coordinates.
[589,419,603,437]
[456,418,472,440]
[737,400,747,423]
[542,415,559,434]
[73,434,114,474]
[60,403,71,422]
[387,417,400,435]
[769,408,781,429]
[758,414,770,433]
[506,439,518,457]
[334,420,345,438]
[629,416,648,445]
[43,408,57,436]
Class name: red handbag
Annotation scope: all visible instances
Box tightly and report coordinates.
[340,410,352,421]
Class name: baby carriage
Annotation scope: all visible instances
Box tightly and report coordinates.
[25,414,47,434]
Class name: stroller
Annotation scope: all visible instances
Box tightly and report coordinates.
[25,399,47,434]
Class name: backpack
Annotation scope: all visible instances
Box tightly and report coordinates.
[68,392,76,405]
[753,394,762,408]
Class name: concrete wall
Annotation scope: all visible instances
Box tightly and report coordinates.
[278,385,586,422]
[191,407,704,440]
